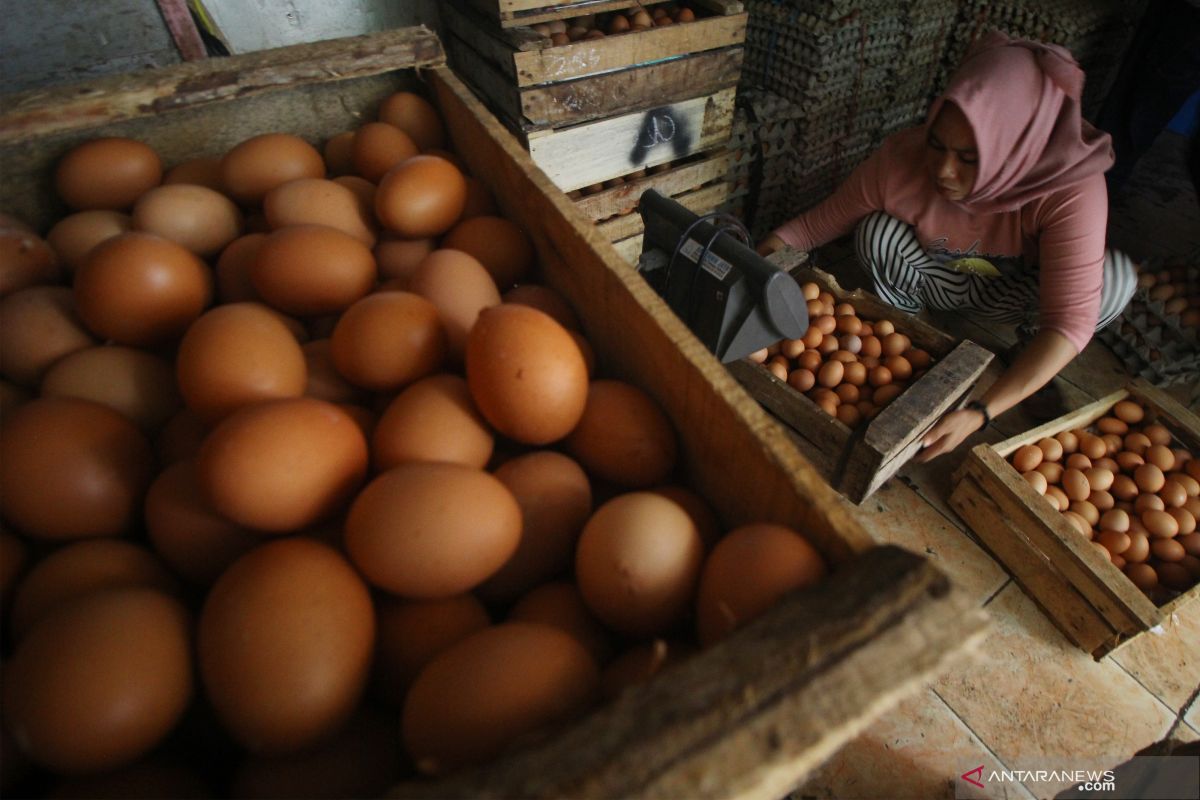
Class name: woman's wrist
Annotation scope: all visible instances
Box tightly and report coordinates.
[964,399,991,429]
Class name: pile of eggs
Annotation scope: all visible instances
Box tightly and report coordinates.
[1006,399,1200,598]
[1133,262,1200,330]
[0,90,831,795]
[748,281,935,428]
[531,3,699,45]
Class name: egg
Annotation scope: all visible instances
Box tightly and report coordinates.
[198,538,375,754]
[1061,510,1093,539]
[1115,451,1145,472]
[1151,537,1186,562]
[371,373,494,470]
[352,122,419,183]
[175,302,307,423]
[329,291,446,392]
[1146,444,1176,472]
[1134,463,1166,493]
[55,137,163,210]
[1037,461,1065,485]
[46,210,132,274]
[1111,474,1140,501]
[262,178,377,246]
[1099,508,1130,532]
[1124,531,1150,563]
[143,460,260,587]
[0,227,61,299]
[1055,430,1079,454]
[1061,468,1090,502]
[375,155,467,238]
[0,398,153,540]
[1089,490,1115,511]
[1083,467,1114,493]
[74,232,212,346]
[402,623,598,775]
[131,184,243,257]
[1135,493,1166,513]
[1065,453,1093,471]
[1078,433,1107,460]
[509,582,612,664]
[694,522,826,646]
[0,286,96,387]
[377,91,447,152]
[344,462,521,596]
[1036,437,1064,462]
[1095,416,1128,436]
[408,249,501,359]
[575,492,704,637]
[40,345,181,433]
[1096,529,1131,556]
[441,216,535,291]
[1168,507,1197,536]
[1012,444,1044,473]
[219,133,325,206]
[374,234,436,286]
[198,398,368,532]
[321,132,357,176]
[565,379,678,488]
[1144,423,1173,446]
[251,225,375,317]
[371,595,490,706]
[1160,479,1188,509]
[163,155,225,190]
[211,233,264,303]
[1142,509,1180,539]
[503,284,581,331]
[4,587,191,773]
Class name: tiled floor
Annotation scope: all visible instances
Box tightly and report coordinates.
[791,132,1200,799]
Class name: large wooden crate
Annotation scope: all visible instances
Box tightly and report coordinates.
[730,255,994,504]
[441,0,744,192]
[0,28,986,798]
[950,380,1200,659]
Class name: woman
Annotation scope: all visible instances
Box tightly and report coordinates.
[758,32,1138,461]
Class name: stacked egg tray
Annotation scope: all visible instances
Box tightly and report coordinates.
[1097,257,1200,390]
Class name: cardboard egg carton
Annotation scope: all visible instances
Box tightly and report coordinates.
[1098,259,1200,387]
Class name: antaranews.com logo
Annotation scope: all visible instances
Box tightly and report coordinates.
[960,765,1116,792]
[955,756,1198,799]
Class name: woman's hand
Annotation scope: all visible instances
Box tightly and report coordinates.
[913,407,985,463]
[756,234,786,257]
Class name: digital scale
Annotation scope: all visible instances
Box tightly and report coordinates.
[635,189,808,363]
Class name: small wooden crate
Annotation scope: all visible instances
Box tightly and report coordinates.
[441,0,745,192]
[950,380,1200,659]
[0,29,985,798]
[730,257,994,504]
[462,0,743,28]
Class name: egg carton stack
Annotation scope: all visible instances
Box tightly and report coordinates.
[1098,256,1200,390]
[876,0,958,143]
[938,0,1149,119]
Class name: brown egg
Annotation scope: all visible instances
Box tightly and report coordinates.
[1037,461,1065,485]
[510,582,611,665]
[565,380,678,488]
[377,91,446,152]
[1142,509,1180,539]
[0,286,96,387]
[1022,470,1048,495]
[219,133,325,207]
[1176,474,1200,497]
[441,216,535,291]
[576,492,704,637]
[868,365,893,388]
[1089,490,1115,511]
[352,122,419,183]
[1078,433,1107,460]
[1115,451,1145,472]
[858,335,882,358]
[263,178,377,246]
[1146,444,1176,472]
[1112,400,1145,424]
[1136,493,1166,513]
[1177,531,1200,557]
[835,315,861,335]
[1055,430,1079,454]
[375,155,467,238]
[835,382,860,404]
[841,360,867,386]
[372,373,493,470]
[1099,508,1130,532]
[211,233,264,303]
[816,359,843,389]
[1124,432,1152,455]
[1160,479,1188,509]
[1012,444,1044,473]
[1097,529,1131,556]
[880,332,910,357]
[1044,485,1068,512]
[1101,433,1123,455]
[176,302,307,423]
[797,349,823,372]
[1060,468,1090,502]
[1070,499,1100,526]
[767,361,788,381]
[1095,416,1128,436]
[374,234,436,286]
[402,622,597,775]
[345,462,521,596]
[503,284,580,331]
[1036,437,1063,462]
[465,304,589,445]
[373,595,490,706]
[198,398,368,532]
[0,228,61,299]
[884,355,912,381]
[322,131,356,176]
[46,211,132,274]
[1065,453,1093,471]
[1144,423,1173,446]
[199,538,375,754]
[1168,507,1197,536]
[1111,474,1140,501]
[163,155,225,190]
[0,398,153,540]
[1061,510,1093,539]
[408,249,501,360]
[1124,531,1150,563]
[1151,537,1186,562]
[74,232,212,345]
[1125,562,1158,591]
[1093,456,1120,472]
[1135,463,1167,493]
[329,292,446,392]
[40,345,180,432]
[55,138,162,210]
[251,225,375,317]
[131,184,243,257]
[144,460,259,587]
[872,383,904,406]
[1083,467,1114,493]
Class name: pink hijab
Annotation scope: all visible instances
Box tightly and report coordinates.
[926,31,1114,212]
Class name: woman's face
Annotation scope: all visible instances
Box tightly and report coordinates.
[925,102,978,202]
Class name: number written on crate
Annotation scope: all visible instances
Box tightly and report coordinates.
[630,107,693,165]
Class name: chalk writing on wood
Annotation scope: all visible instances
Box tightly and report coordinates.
[630,106,693,164]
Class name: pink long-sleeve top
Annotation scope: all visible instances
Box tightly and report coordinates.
[773,129,1109,354]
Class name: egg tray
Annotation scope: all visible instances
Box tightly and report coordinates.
[950,379,1200,659]
[1098,261,1200,388]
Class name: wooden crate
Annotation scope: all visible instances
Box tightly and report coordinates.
[0,28,986,798]
[950,380,1200,658]
[441,0,744,191]
[462,0,744,30]
[730,255,994,504]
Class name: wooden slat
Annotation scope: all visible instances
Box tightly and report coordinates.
[0,26,445,145]
[388,545,987,800]
[727,359,848,468]
[511,14,747,85]
[950,475,1118,653]
[611,233,644,263]
[526,88,736,191]
[595,182,730,241]
[990,389,1127,457]
[574,151,732,221]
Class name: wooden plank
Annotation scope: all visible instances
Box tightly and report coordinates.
[965,447,1159,632]
[444,29,528,125]
[526,88,735,192]
[442,1,527,82]
[990,389,1128,457]
[0,26,445,145]
[156,0,208,61]
[388,545,988,800]
[595,182,730,242]
[511,15,747,85]
[574,151,731,221]
[950,475,1118,654]
[611,233,643,264]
